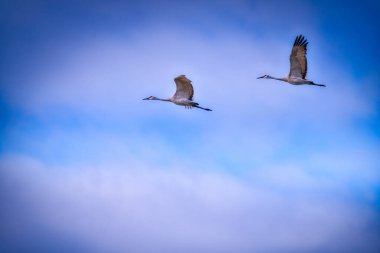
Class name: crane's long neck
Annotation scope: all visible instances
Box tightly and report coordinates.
[155,97,171,102]
[269,76,288,82]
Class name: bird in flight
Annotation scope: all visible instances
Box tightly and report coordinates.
[143,75,212,111]
[257,35,325,87]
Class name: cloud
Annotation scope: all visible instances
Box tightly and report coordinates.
[1,154,379,253]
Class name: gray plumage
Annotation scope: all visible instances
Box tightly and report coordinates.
[257,35,325,87]
[143,75,212,111]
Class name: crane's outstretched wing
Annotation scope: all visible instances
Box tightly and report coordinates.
[173,75,194,100]
[289,35,308,79]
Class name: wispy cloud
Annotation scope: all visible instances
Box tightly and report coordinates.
[1,154,379,253]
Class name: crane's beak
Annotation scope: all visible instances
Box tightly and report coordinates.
[142,97,149,100]
[257,75,265,79]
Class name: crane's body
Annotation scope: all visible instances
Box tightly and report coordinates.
[143,75,212,111]
[258,35,325,87]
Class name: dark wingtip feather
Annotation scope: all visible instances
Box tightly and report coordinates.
[302,37,308,46]
[299,35,305,45]
[294,35,300,46]
[294,34,308,47]
[294,35,304,46]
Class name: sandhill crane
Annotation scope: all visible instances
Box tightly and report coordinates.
[143,75,212,111]
[257,35,325,87]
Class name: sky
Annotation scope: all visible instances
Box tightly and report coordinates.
[1,0,380,252]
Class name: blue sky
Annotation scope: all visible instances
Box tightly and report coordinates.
[1,0,380,252]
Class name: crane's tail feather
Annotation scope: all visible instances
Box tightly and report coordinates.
[194,105,212,111]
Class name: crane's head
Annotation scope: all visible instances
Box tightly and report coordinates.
[143,96,158,100]
[257,75,271,79]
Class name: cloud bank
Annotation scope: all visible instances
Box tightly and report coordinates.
[1,154,379,253]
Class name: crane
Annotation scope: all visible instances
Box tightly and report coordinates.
[143,75,212,111]
[257,35,325,87]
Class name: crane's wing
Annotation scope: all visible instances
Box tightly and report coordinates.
[173,75,194,100]
[289,35,308,79]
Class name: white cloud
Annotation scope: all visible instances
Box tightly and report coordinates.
[1,154,379,253]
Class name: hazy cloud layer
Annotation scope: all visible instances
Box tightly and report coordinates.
[1,154,379,253]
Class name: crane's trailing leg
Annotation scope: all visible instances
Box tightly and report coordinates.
[194,105,212,111]
[309,81,326,87]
